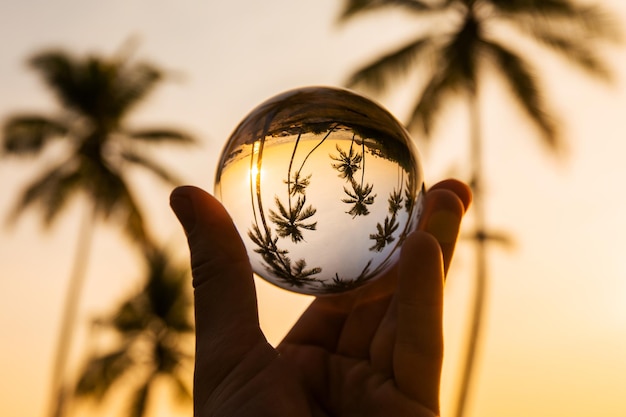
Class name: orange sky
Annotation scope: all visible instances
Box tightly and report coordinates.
[1,1,625,416]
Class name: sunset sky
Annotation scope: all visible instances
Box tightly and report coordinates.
[1,1,625,416]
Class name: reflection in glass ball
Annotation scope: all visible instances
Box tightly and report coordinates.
[215,87,424,295]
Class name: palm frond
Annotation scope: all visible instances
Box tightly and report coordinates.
[388,188,403,214]
[491,0,580,14]
[30,51,115,120]
[369,215,399,251]
[126,128,196,145]
[111,61,163,119]
[75,347,134,399]
[269,196,317,243]
[83,162,149,242]
[346,36,435,93]
[342,179,376,217]
[442,14,482,85]
[493,0,622,42]
[291,259,322,281]
[29,49,163,123]
[28,51,80,111]
[110,297,149,333]
[340,0,433,21]
[2,114,68,156]
[407,64,455,135]
[407,50,466,134]
[506,15,614,80]
[292,196,317,223]
[408,15,482,134]
[285,171,311,195]
[75,246,193,414]
[121,149,183,185]
[330,143,362,180]
[159,276,193,333]
[7,162,81,226]
[142,248,193,331]
[112,183,149,243]
[127,380,151,417]
[484,40,559,150]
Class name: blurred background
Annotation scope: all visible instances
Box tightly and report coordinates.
[1,1,625,417]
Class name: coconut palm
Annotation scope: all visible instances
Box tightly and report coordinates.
[369,214,399,251]
[330,142,362,180]
[269,195,318,243]
[248,225,322,287]
[1,46,195,417]
[340,1,618,415]
[74,246,193,417]
[342,179,376,217]
[388,188,404,214]
[284,171,311,195]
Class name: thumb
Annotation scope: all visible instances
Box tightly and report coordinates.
[170,186,265,390]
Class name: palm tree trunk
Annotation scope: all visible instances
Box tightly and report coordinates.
[453,86,489,417]
[47,203,96,417]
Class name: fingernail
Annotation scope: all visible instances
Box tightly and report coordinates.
[423,210,461,244]
[170,189,196,233]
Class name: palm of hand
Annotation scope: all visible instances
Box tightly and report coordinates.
[277,344,437,417]
[275,271,440,417]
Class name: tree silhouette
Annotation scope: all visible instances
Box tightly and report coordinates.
[369,215,399,252]
[284,171,311,196]
[369,186,406,252]
[387,188,404,214]
[340,0,619,415]
[342,178,376,217]
[1,46,195,417]
[74,247,193,417]
[320,260,373,293]
[249,224,322,287]
[269,195,317,243]
[330,141,362,180]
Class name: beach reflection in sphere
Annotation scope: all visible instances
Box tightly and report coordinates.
[215,87,425,296]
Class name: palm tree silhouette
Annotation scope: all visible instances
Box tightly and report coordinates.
[340,1,618,415]
[369,215,399,252]
[1,46,195,417]
[388,188,404,215]
[269,195,317,243]
[284,171,311,196]
[248,224,322,287]
[330,139,362,180]
[321,259,373,293]
[74,247,193,417]
[342,178,376,217]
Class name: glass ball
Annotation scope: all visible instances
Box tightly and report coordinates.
[215,86,424,296]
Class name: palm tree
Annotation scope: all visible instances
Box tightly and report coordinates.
[284,171,311,195]
[269,195,318,243]
[330,142,362,180]
[339,1,618,416]
[248,224,322,286]
[388,188,404,214]
[369,215,399,251]
[73,246,193,417]
[342,178,376,217]
[1,46,196,417]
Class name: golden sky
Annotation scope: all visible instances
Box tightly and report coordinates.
[1,1,625,416]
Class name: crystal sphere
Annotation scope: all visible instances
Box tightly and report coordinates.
[215,86,424,295]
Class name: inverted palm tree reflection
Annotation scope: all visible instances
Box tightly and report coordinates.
[243,123,420,294]
[215,87,424,295]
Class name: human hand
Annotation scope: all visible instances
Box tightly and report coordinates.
[170,179,471,417]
